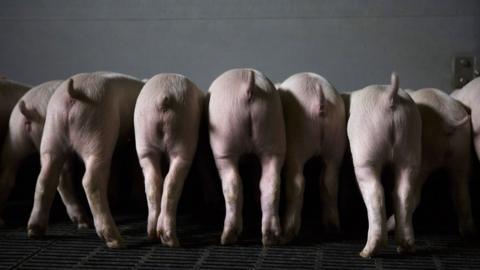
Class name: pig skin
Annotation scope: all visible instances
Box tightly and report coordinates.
[347,73,421,257]
[277,72,346,243]
[0,80,90,229]
[208,68,286,246]
[0,79,30,226]
[27,72,143,249]
[135,73,204,247]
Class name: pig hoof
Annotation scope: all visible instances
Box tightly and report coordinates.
[75,216,92,229]
[322,222,340,234]
[106,239,125,249]
[282,224,300,244]
[221,228,240,245]
[158,229,180,247]
[77,222,90,230]
[359,237,387,258]
[321,215,340,233]
[281,232,295,245]
[359,249,376,259]
[262,217,282,246]
[396,237,415,254]
[397,244,415,254]
[147,231,158,241]
[27,224,46,238]
[73,215,91,230]
[262,232,281,246]
[359,245,382,258]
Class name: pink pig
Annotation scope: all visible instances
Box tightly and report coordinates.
[347,73,421,257]
[27,72,143,248]
[134,73,204,247]
[451,77,480,168]
[277,72,346,243]
[399,88,475,237]
[0,79,30,226]
[0,80,90,228]
[208,68,286,246]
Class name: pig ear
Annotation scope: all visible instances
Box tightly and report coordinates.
[19,100,35,120]
[388,72,399,107]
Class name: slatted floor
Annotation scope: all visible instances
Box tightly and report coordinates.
[1,214,480,270]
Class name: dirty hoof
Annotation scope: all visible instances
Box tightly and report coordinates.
[321,216,340,233]
[106,239,125,249]
[359,237,387,258]
[27,224,46,239]
[396,239,415,254]
[221,227,240,245]
[77,222,90,230]
[159,230,180,247]
[359,246,381,258]
[281,221,300,244]
[147,231,158,241]
[262,230,281,246]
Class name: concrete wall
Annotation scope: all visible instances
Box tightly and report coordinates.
[1,0,479,92]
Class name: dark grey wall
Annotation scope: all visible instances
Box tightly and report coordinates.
[1,0,479,92]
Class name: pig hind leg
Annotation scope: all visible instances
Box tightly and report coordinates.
[260,154,283,246]
[387,168,428,233]
[28,151,67,237]
[0,132,35,226]
[74,110,125,248]
[392,166,419,254]
[215,156,243,245]
[80,150,123,248]
[354,165,387,258]
[139,153,163,240]
[448,165,475,238]
[282,158,306,243]
[319,159,341,231]
[157,156,191,247]
[57,159,91,229]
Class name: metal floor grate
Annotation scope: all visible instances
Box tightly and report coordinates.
[2,214,480,270]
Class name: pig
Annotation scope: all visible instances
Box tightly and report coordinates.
[134,73,204,246]
[0,80,90,229]
[347,73,421,257]
[27,72,144,248]
[277,73,346,243]
[0,79,30,226]
[208,68,286,246]
[451,77,480,166]
[386,88,475,237]
[0,79,31,144]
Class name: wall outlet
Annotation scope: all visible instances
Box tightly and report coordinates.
[453,56,476,89]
